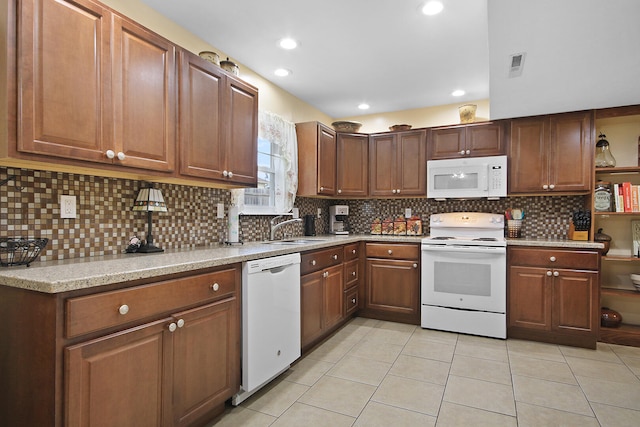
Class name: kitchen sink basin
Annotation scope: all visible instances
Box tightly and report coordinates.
[266,239,326,245]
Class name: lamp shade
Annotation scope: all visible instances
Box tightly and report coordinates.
[132,187,168,212]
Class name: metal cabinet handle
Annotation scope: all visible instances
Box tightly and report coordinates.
[352,249,356,254]
[176,318,185,328]
[223,170,228,177]
[413,263,418,268]
[351,298,356,304]
[547,271,553,276]
[465,150,470,155]
[396,189,401,194]
[333,254,338,260]
[352,271,356,276]
[118,304,129,315]
[311,260,316,266]
[168,322,177,332]
[388,249,393,255]
[543,184,549,190]
[338,189,342,194]
[553,271,559,277]
[460,150,465,155]
[320,186,324,191]
[549,184,555,189]
[323,271,328,278]
[550,256,556,262]
[228,171,233,178]
[211,283,220,291]
[106,150,115,159]
[117,151,125,161]
[392,189,397,194]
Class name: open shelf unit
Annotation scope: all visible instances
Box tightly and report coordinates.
[594,105,640,346]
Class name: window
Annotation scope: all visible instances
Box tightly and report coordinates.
[232,110,297,215]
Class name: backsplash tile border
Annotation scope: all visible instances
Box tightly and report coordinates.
[1,167,587,262]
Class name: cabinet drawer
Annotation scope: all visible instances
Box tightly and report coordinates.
[66,267,238,338]
[344,259,359,288]
[509,248,599,270]
[344,287,359,317]
[365,243,419,260]
[344,243,359,261]
[300,246,343,275]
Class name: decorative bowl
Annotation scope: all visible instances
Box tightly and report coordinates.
[601,307,623,328]
[389,124,412,132]
[331,121,362,133]
[0,238,49,267]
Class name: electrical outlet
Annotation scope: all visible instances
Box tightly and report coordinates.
[60,195,76,219]
[292,207,299,218]
[217,203,224,219]
[317,208,322,218]
[405,208,412,218]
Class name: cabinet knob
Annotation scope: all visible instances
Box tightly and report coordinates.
[388,249,393,255]
[228,171,233,178]
[549,184,555,189]
[465,150,470,155]
[168,322,177,332]
[323,271,328,278]
[211,283,220,291]
[333,254,338,260]
[413,263,418,268]
[311,260,316,266]
[392,189,397,194]
[320,186,324,191]
[118,304,129,315]
[547,271,553,276]
[223,170,229,177]
[351,298,356,304]
[396,189,401,194]
[105,150,115,159]
[116,151,125,161]
[176,318,185,328]
[460,150,465,155]
[543,184,549,190]
[352,271,356,276]
[338,189,342,194]
[549,256,556,262]
[553,271,559,277]
[352,249,356,254]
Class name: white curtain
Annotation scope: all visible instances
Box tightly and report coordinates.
[232,110,298,214]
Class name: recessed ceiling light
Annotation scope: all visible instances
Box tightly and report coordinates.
[422,1,444,16]
[358,103,370,110]
[452,89,465,97]
[279,38,297,50]
[274,68,291,77]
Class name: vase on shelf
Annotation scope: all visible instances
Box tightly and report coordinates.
[595,133,616,167]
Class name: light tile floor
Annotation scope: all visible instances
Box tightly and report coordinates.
[210,318,640,426]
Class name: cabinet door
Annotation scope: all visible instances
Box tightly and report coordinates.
[172,298,239,427]
[65,318,173,427]
[466,123,505,157]
[365,258,420,318]
[17,0,112,163]
[429,127,465,159]
[336,133,368,196]
[396,130,426,196]
[301,270,324,348]
[509,118,549,193]
[318,124,337,195]
[552,269,598,333]
[178,50,225,180]
[323,264,344,330]
[369,134,396,196]
[112,15,176,172]
[548,112,593,192]
[224,75,258,186]
[508,266,552,331]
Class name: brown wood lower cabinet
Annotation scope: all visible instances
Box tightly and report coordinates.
[0,265,240,427]
[362,243,421,324]
[508,247,599,349]
[301,263,344,349]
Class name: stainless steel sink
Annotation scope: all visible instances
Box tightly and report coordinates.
[266,239,326,245]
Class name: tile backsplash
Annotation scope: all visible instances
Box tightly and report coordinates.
[1,167,587,262]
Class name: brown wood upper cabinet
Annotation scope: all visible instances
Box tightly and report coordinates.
[17,0,176,172]
[509,111,593,194]
[428,122,506,160]
[179,50,257,186]
[336,133,368,197]
[369,130,426,197]
[296,122,336,196]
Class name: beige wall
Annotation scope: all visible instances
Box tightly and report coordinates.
[337,99,490,134]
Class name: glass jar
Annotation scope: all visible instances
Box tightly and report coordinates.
[594,181,612,212]
[595,133,616,167]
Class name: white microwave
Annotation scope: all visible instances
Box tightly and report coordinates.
[427,155,507,200]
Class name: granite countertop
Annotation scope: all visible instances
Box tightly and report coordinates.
[0,234,602,294]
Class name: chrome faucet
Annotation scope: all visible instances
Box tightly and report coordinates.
[270,215,303,240]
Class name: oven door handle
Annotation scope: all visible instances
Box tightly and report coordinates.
[421,245,506,254]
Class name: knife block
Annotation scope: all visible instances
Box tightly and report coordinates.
[568,221,589,241]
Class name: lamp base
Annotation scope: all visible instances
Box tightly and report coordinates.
[137,243,164,253]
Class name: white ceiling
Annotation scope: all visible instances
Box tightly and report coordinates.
[140,0,489,119]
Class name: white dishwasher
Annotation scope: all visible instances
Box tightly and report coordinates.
[232,252,301,405]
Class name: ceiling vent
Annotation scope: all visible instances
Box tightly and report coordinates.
[508,52,526,78]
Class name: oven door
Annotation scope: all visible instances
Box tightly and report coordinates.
[421,244,506,313]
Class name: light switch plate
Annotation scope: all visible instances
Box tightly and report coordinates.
[61,195,76,219]
[405,208,412,218]
[317,208,322,218]
[217,203,224,219]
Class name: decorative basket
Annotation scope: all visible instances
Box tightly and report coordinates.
[0,238,49,267]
